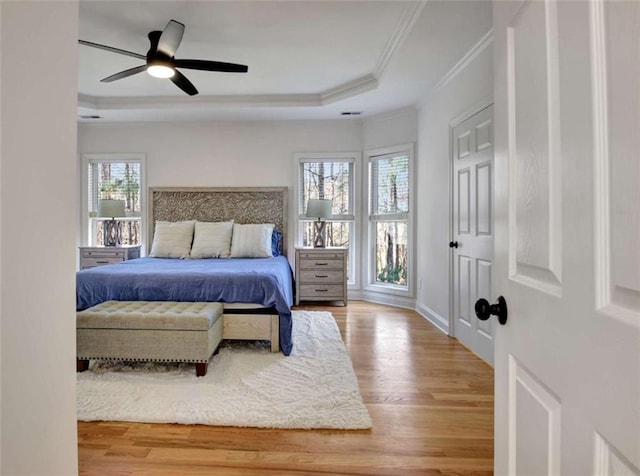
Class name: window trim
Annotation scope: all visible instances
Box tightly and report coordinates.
[294,152,361,288]
[81,153,147,250]
[364,143,415,297]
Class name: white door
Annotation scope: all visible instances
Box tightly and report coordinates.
[452,105,496,365]
[492,0,639,474]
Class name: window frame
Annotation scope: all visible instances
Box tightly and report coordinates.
[294,152,361,288]
[81,153,147,250]
[365,143,415,297]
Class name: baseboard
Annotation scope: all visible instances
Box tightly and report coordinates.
[348,290,416,310]
[415,303,450,335]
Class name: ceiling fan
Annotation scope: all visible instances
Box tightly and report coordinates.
[79,20,248,96]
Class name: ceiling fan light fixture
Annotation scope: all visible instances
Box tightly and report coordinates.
[147,64,175,78]
[81,19,247,95]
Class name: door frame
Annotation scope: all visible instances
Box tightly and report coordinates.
[448,96,494,337]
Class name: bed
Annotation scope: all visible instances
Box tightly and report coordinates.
[76,187,294,355]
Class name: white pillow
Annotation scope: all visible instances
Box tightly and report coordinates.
[190,221,234,258]
[230,223,274,258]
[149,221,195,259]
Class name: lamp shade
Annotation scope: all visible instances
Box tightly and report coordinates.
[306,199,332,219]
[98,199,126,218]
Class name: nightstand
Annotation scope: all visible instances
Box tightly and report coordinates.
[295,247,347,306]
[79,245,141,270]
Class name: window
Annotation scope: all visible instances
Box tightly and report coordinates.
[367,145,413,292]
[296,153,358,285]
[83,154,145,247]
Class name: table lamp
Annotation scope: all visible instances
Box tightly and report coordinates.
[306,199,332,248]
[98,199,126,246]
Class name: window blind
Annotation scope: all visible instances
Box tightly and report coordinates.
[370,153,409,216]
[88,161,141,214]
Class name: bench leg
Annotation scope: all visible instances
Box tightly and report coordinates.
[195,362,208,377]
[77,359,89,372]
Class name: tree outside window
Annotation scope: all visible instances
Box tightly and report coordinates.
[370,151,410,288]
[300,161,352,248]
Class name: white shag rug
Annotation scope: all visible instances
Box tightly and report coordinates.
[77,310,372,429]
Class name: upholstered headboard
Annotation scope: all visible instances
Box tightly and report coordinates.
[148,187,288,256]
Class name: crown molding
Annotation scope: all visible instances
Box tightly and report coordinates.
[434,28,493,92]
[79,73,379,111]
[78,93,322,110]
[320,74,378,105]
[375,1,427,78]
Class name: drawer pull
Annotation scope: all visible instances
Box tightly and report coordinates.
[315,275,328,278]
[315,288,329,292]
[96,261,109,264]
[315,262,328,266]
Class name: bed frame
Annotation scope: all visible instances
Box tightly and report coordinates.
[148,187,289,352]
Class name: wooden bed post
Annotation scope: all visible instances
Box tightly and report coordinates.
[195,363,208,377]
[270,315,280,353]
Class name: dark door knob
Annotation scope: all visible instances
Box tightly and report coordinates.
[474,296,508,325]
[449,241,459,248]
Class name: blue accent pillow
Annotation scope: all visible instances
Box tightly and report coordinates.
[271,230,282,257]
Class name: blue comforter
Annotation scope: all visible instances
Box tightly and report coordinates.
[76,256,294,355]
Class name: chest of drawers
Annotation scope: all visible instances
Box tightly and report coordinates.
[295,248,347,306]
[79,246,141,270]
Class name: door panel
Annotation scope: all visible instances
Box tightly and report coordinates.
[458,255,472,326]
[594,433,640,476]
[508,0,562,297]
[511,356,561,476]
[476,259,493,337]
[476,162,492,236]
[457,131,472,159]
[493,0,640,474]
[596,0,640,322]
[476,119,493,151]
[452,105,495,365]
[458,168,471,234]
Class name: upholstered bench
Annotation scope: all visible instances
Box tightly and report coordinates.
[76,301,224,377]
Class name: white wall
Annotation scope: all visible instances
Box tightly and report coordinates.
[362,107,418,152]
[415,41,493,333]
[1,1,79,474]
[78,120,362,254]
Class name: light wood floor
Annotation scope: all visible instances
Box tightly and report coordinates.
[78,301,494,475]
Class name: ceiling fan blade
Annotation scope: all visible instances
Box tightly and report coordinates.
[79,40,146,60]
[170,70,198,96]
[157,20,185,58]
[174,59,248,73]
[100,65,147,83]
